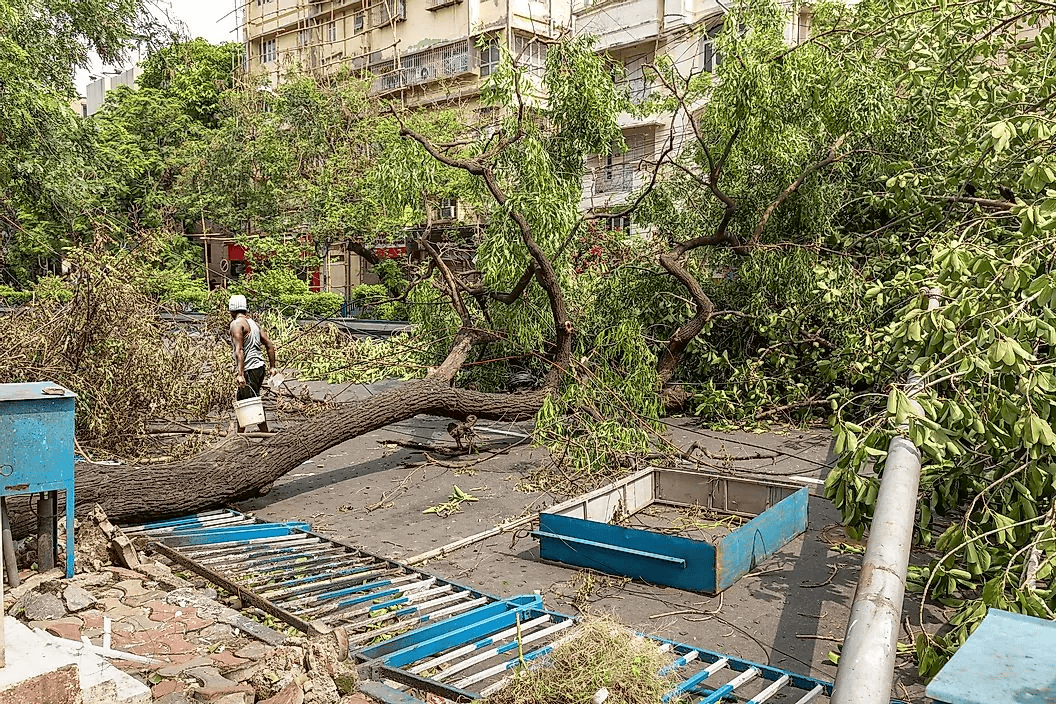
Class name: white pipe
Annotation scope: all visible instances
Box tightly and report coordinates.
[830,435,921,704]
[831,288,940,704]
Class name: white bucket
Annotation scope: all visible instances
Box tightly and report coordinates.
[234,396,266,428]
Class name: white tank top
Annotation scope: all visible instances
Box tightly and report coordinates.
[233,316,265,371]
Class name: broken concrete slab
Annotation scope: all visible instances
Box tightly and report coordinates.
[259,680,304,704]
[0,617,151,704]
[23,591,66,621]
[0,662,80,704]
[64,583,97,612]
[3,567,65,605]
[185,664,255,702]
[165,588,287,646]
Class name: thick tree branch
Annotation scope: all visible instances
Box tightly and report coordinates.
[395,112,574,387]
[750,132,850,245]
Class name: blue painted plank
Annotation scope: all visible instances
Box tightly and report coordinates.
[129,512,240,531]
[715,487,808,591]
[383,606,547,668]
[356,595,541,661]
[538,513,717,592]
[925,609,1056,704]
[162,523,308,546]
[650,636,832,695]
[359,680,425,704]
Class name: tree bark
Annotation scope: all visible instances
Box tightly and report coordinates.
[6,379,549,539]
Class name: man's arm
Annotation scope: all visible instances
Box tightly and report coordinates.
[231,320,247,385]
[260,327,278,374]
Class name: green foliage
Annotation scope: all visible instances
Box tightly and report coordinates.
[349,284,407,320]
[293,333,425,385]
[0,242,230,455]
[0,0,157,282]
[820,0,1056,677]
[0,285,30,305]
[138,39,242,126]
[227,268,343,318]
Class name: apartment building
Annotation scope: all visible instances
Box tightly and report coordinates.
[84,66,143,115]
[240,0,811,297]
[243,0,570,106]
[576,0,812,217]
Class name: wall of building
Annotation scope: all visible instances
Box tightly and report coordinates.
[84,66,142,115]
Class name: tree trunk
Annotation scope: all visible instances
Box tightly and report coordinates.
[6,379,548,539]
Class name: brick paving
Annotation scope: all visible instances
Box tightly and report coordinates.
[5,561,364,704]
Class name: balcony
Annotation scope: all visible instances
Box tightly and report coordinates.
[427,0,463,10]
[370,39,477,94]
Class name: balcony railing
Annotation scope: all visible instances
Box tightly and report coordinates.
[370,39,477,93]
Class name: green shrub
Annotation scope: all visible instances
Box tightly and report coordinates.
[0,285,31,305]
[144,268,209,308]
[279,292,342,317]
[349,283,407,320]
[32,276,74,303]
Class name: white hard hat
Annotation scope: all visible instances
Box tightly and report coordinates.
[228,294,248,312]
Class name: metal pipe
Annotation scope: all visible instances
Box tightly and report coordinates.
[830,435,921,704]
[831,288,940,704]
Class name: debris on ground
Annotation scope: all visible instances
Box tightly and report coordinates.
[482,617,677,704]
[4,506,364,704]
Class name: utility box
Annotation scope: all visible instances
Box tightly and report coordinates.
[0,382,77,578]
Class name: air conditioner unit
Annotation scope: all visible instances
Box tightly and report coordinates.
[437,203,456,220]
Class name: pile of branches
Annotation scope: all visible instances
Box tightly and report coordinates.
[0,242,232,456]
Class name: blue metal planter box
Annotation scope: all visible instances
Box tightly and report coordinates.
[0,381,77,577]
[534,468,808,594]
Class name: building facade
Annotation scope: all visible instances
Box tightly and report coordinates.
[84,66,143,115]
[240,0,811,297]
[243,0,570,105]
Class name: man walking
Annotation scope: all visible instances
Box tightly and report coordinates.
[229,294,277,432]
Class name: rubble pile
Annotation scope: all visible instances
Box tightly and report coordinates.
[4,512,367,704]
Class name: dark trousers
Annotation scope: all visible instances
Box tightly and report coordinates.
[237,366,266,400]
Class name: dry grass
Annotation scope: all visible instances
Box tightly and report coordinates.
[0,244,231,456]
[484,617,679,704]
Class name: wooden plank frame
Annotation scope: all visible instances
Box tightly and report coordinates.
[534,468,808,594]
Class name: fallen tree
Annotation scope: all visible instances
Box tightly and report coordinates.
[6,21,896,535]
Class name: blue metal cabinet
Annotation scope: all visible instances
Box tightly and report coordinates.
[0,381,77,577]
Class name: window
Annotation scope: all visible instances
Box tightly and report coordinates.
[261,38,277,63]
[443,43,470,75]
[622,53,650,103]
[369,0,406,27]
[512,34,546,70]
[327,21,337,43]
[478,38,500,77]
[698,24,723,73]
[604,214,631,233]
[354,12,365,33]
[298,28,311,46]
[596,130,650,194]
[436,198,457,221]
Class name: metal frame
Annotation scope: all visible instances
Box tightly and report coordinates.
[127,509,835,704]
[534,467,809,593]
